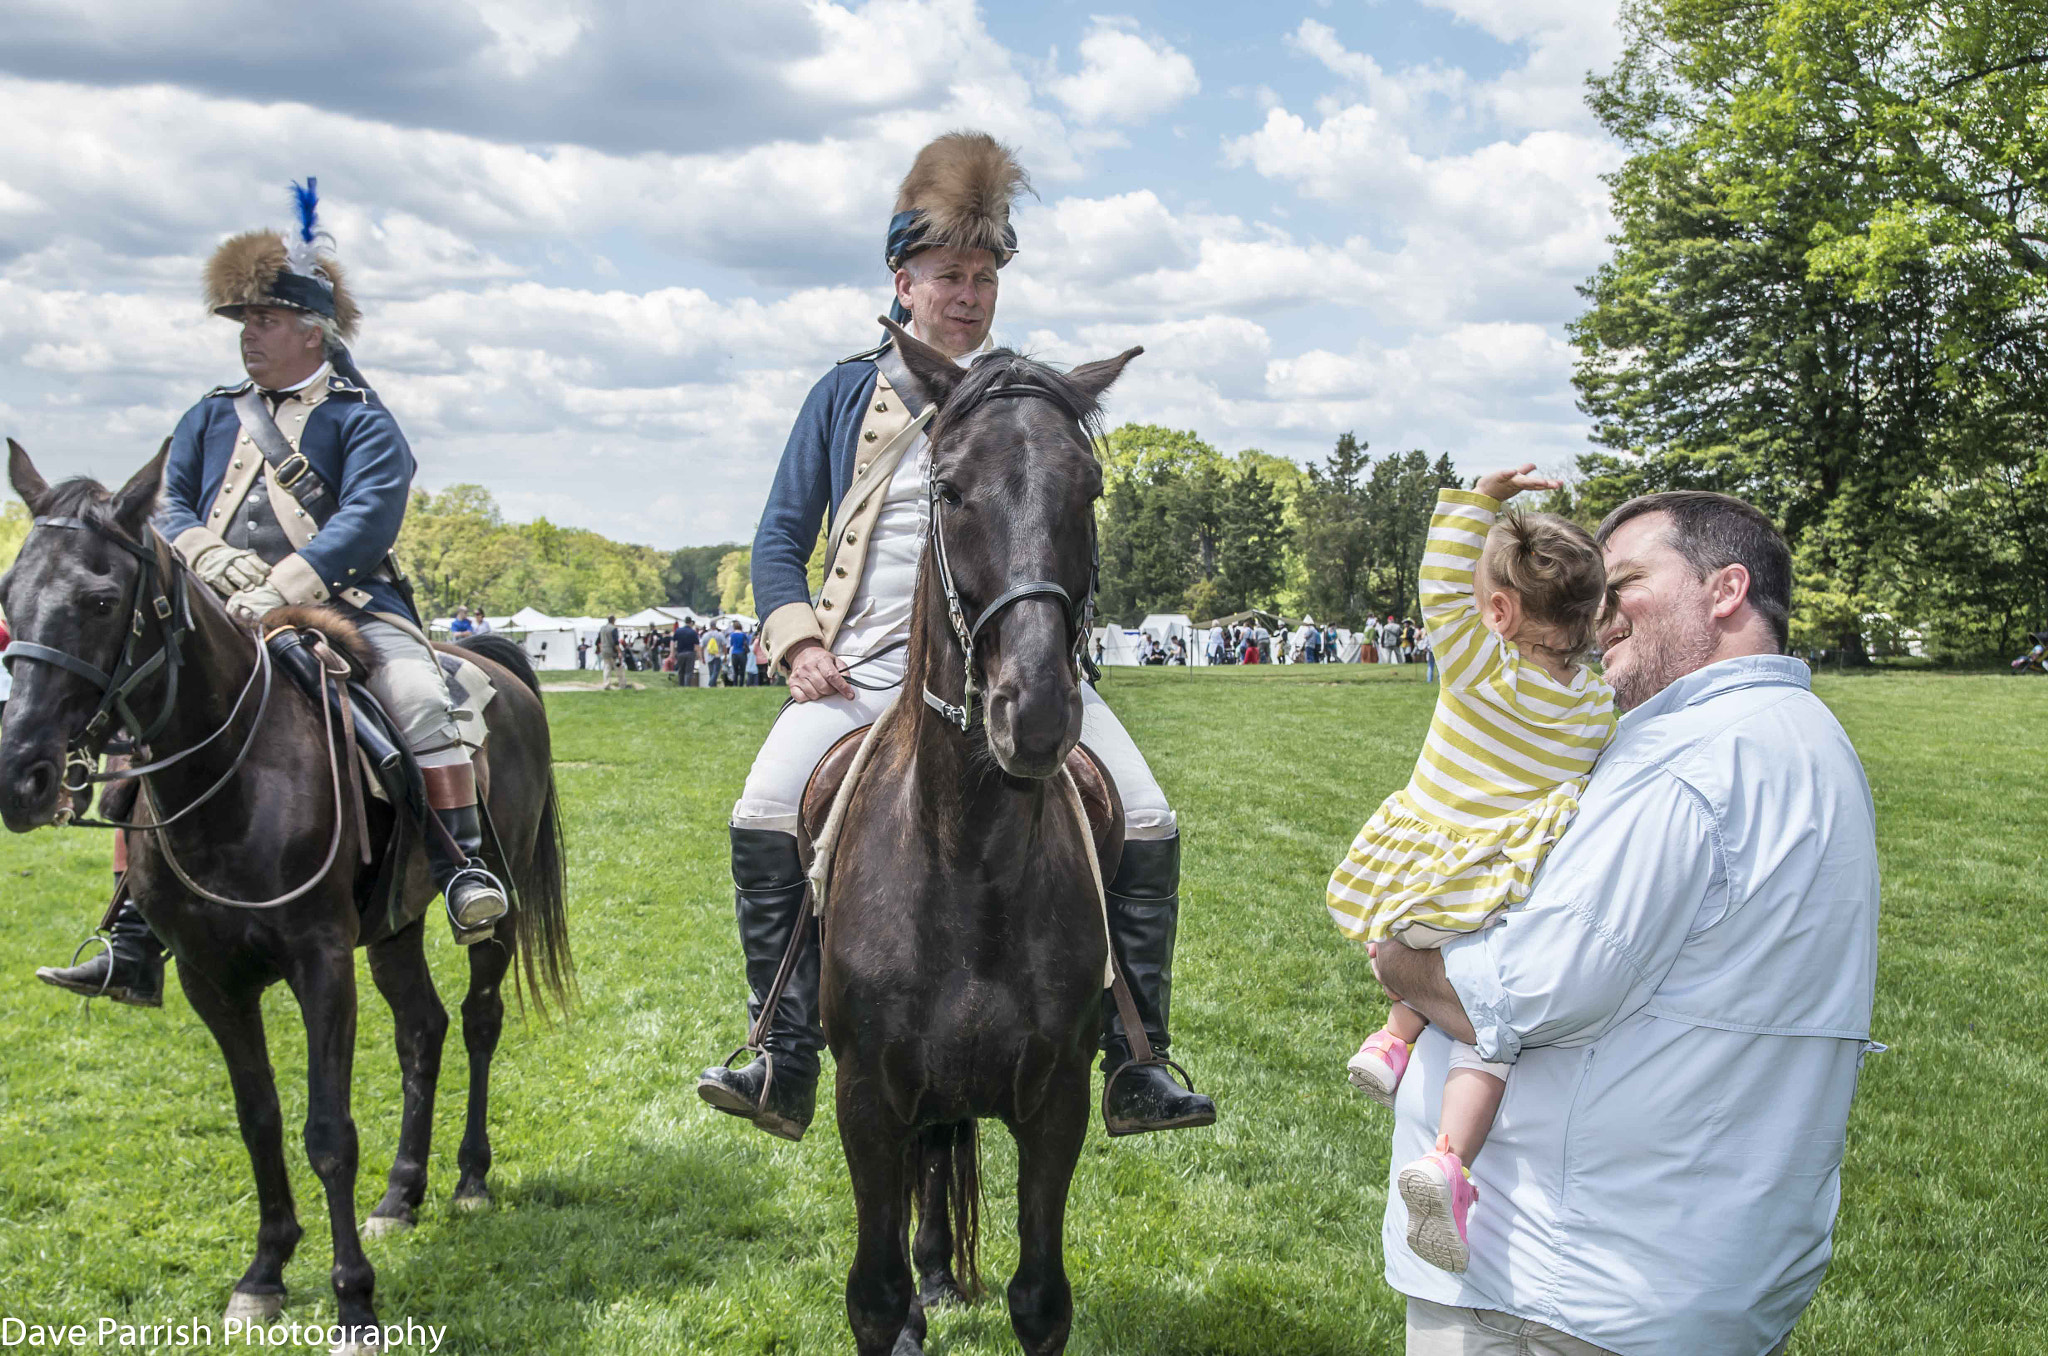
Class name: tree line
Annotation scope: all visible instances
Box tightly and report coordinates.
[1092,423,1459,629]
[1566,0,2048,660]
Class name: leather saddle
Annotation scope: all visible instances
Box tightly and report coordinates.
[800,724,1126,885]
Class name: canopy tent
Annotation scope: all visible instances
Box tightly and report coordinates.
[1135,613,1204,665]
[1197,608,1286,630]
[1092,626,1143,667]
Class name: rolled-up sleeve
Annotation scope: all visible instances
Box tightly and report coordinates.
[1444,763,1719,1063]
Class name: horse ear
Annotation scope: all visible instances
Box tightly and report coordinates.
[8,438,50,515]
[878,316,967,408]
[1067,346,1143,401]
[111,440,169,538]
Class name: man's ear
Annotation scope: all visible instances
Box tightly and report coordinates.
[879,316,966,408]
[111,440,168,539]
[7,439,50,516]
[1707,562,1752,622]
[1067,346,1143,400]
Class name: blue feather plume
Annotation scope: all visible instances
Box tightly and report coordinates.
[291,177,319,244]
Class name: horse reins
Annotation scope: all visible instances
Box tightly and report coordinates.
[920,382,1099,733]
[4,516,362,908]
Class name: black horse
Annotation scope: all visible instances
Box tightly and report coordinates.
[0,443,571,1352]
[820,324,1139,1356]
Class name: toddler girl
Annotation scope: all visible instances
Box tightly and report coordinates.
[1326,464,1616,1274]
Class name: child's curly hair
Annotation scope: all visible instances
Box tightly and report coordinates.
[1483,510,1609,664]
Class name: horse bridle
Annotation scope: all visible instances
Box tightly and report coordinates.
[919,383,1099,733]
[2,516,192,800]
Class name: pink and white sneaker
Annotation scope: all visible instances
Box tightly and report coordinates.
[1398,1133,1478,1273]
[1345,1028,1411,1108]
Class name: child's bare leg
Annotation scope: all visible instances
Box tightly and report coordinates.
[1385,1001,1427,1042]
[1440,1067,1506,1163]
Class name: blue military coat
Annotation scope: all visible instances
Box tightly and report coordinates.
[158,372,419,622]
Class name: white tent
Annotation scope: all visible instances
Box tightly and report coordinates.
[1137,613,1201,665]
[1092,626,1143,667]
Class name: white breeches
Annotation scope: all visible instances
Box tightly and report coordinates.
[357,617,467,769]
[731,681,1176,841]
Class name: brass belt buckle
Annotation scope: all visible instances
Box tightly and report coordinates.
[273,452,311,490]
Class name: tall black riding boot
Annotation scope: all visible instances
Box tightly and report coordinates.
[424,764,509,944]
[1101,834,1217,1136]
[697,827,823,1142]
[37,886,166,1008]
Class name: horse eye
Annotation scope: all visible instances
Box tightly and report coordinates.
[935,482,962,507]
[90,596,117,616]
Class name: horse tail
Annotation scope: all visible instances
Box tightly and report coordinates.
[455,632,577,1014]
[949,1120,983,1299]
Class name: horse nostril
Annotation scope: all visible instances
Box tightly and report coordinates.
[17,760,55,808]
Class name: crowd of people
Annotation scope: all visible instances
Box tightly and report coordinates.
[584,615,779,690]
[1120,617,1436,676]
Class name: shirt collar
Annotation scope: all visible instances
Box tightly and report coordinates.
[269,362,331,398]
[1617,652,1811,733]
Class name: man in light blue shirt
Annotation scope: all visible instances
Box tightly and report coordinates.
[1374,490,1879,1356]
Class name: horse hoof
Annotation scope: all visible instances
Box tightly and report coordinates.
[918,1277,967,1309]
[361,1214,413,1239]
[452,1188,494,1214]
[224,1290,285,1324]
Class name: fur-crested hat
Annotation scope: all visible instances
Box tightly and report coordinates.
[203,179,358,339]
[884,132,1031,271]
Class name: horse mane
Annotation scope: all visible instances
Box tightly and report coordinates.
[928,349,1108,450]
[41,476,129,532]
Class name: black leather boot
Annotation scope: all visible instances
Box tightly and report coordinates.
[429,803,509,943]
[37,890,165,1008]
[697,828,823,1142]
[1101,835,1217,1136]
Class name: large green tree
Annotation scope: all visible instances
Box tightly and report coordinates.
[1296,434,1459,628]
[1572,0,2048,658]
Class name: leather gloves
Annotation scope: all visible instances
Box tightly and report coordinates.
[193,543,271,598]
[226,580,289,623]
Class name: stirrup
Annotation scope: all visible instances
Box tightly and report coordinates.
[1100,1050,1200,1119]
[716,1044,778,1114]
[445,864,508,944]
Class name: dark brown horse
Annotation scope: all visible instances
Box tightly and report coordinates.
[0,443,571,1353]
[820,324,1139,1356]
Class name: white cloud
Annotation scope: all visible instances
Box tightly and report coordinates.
[1048,19,1199,127]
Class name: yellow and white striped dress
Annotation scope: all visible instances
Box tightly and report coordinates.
[1326,489,1617,946]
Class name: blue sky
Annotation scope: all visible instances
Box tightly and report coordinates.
[0,0,1624,548]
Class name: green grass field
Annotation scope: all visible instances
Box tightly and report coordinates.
[0,666,2039,1354]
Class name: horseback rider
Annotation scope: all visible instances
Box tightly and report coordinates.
[35,182,510,1006]
[696,132,1217,1141]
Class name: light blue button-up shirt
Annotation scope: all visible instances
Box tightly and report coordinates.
[1384,655,1880,1356]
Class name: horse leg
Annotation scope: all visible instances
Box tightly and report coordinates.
[1006,1074,1089,1356]
[912,1122,968,1309]
[840,1083,920,1356]
[287,950,379,1348]
[364,922,447,1234]
[179,965,301,1325]
[454,929,514,1209]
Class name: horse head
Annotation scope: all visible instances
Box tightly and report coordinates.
[0,440,170,831]
[884,319,1139,779]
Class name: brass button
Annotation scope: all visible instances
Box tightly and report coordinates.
[844,531,857,544]
[874,400,888,413]
[863,430,878,443]
[233,459,243,469]
[821,599,834,611]
[857,462,869,475]
[834,566,848,578]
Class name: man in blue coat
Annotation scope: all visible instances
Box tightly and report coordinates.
[696,133,1216,1143]
[37,188,510,1005]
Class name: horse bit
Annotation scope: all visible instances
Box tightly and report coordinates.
[919,383,1100,733]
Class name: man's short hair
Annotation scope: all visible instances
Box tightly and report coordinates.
[1595,491,1792,652]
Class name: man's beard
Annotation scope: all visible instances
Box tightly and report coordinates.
[1609,609,1717,712]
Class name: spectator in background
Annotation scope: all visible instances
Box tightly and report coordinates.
[449,606,474,637]
[729,626,749,686]
[1276,623,1291,664]
[471,606,493,635]
[1168,636,1187,665]
[676,619,700,688]
[751,630,771,686]
[1303,626,1323,665]
[703,626,726,685]
[1379,614,1402,664]
[598,615,625,690]
[576,637,589,670]
[1400,616,1418,662]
